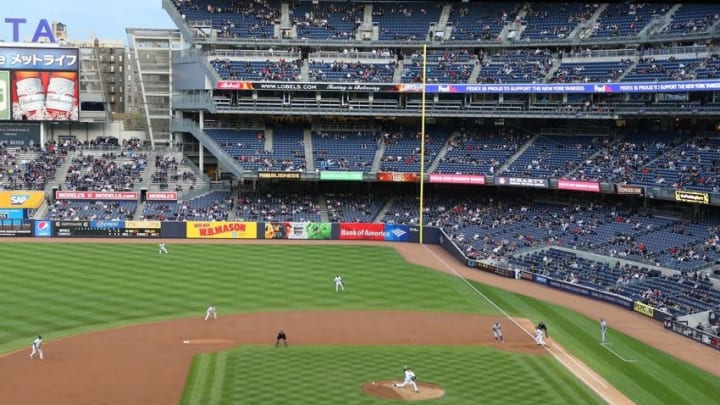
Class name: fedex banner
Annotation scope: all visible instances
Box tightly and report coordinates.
[146,192,177,201]
[186,221,257,239]
[557,180,600,192]
[339,223,385,240]
[55,191,138,200]
[264,222,331,240]
[429,174,485,185]
[495,177,548,188]
[384,224,409,241]
[217,79,720,94]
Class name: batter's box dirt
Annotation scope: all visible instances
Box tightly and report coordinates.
[362,380,444,401]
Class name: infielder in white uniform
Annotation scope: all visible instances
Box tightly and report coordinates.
[535,328,546,346]
[30,335,44,360]
[492,321,504,343]
[334,275,344,292]
[600,318,607,343]
[205,305,217,321]
[393,366,419,393]
[159,242,168,254]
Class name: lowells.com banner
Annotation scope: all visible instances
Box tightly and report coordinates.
[186,221,258,239]
[264,222,331,240]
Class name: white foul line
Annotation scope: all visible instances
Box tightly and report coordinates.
[601,343,639,363]
[422,246,614,398]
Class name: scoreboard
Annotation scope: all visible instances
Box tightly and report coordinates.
[52,220,161,238]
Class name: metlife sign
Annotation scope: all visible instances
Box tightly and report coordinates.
[2,18,56,43]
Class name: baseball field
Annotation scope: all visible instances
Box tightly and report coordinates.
[0,240,718,404]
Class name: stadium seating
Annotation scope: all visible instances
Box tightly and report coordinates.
[448,2,519,41]
[312,130,379,171]
[379,127,452,172]
[235,190,321,222]
[173,0,279,40]
[372,2,443,41]
[292,1,362,40]
[47,200,137,221]
[592,2,671,38]
[435,128,530,175]
[503,135,608,178]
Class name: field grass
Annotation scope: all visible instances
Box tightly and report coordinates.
[1,243,718,404]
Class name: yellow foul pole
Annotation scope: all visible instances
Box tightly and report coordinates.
[418,44,427,244]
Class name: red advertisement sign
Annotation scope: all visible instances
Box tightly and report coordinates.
[146,192,178,201]
[339,223,385,240]
[376,172,420,182]
[429,174,486,185]
[55,191,138,200]
[557,180,600,192]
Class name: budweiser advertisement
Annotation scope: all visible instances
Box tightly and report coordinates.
[1,47,79,121]
[557,179,600,192]
[376,172,420,182]
[339,223,385,241]
[429,174,486,185]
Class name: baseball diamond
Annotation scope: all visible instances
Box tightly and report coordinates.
[0,239,717,404]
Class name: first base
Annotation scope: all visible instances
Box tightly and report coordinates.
[183,340,190,344]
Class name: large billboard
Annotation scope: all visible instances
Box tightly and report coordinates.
[186,221,258,239]
[0,46,79,121]
[0,190,44,209]
[264,222,331,240]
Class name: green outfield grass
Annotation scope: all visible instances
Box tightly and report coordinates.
[0,243,718,404]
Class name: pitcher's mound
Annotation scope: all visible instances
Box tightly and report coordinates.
[361,380,444,401]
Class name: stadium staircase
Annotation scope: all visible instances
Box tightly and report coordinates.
[644,5,682,37]
[573,3,608,40]
[432,4,453,40]
[317,195,329,222]
[372,198,396,223]
[615,57,640,82]
[303,129,315,172]
[467,63,481,83]
[427,132,457,173]
[495,132,541,175]
[170,118,247,178]
[264,128,273,152]
[370,137,387,173]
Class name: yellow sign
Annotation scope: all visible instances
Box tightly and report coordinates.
[633,301,654,318]
[674,190,709,204]
[0,191,44,209]
[125,220,162,229]
[186,221,257,239]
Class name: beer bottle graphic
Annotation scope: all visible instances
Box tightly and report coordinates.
[45,71,78,120]
[14,71,46,120]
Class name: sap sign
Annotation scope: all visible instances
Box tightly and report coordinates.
[3,18,55,43]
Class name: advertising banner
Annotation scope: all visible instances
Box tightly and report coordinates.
[257,171,302,180]
[633,301,655,318]
[0,218,32,236]
[0,190,44,208]
[376,172,420,182]
[0,122,41,146]
[52,220,159,237]
[428,174,485,185]
[557,179,600,192]
[146,192,178,201]
[495,176,548,188]
[674,190,709,204]
[384,224,409,241]
[125,220,162,229]
[264,222,331,240]
[89,220,125,229]
[615,184,644,195]
[216,81,415,93]
[664,319,720,351]
[319,171,364,181]
[186,221,257,239]
[55,191,138,200]
[33,219,52,237]
[339,222,385,240]
[0,71,9,120]
[1,47,80,121]
[0,208,24,219]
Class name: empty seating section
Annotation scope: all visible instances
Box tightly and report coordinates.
[269,127,306,171]
[402,50,475,83]
[623,56,704,82]
[326,193,385,222]
[0,146,65,190]
[381,195,453,225]
[435,128,530,175]
[448,2,519,41]
[504,135,606,178]
[48,200,137,220]
[478,50,552,83]
[308,60,395,82]
[142,190,232,221]
[521,2,593,40]
[64,152,146,192]
[550,60,631,83]
[373,3,442,41]
[292,2,362,40]
[694,55,720,79]
[660,4,720,35]
[380,127,451,172]
[173,0,279,39]
[235,191,320,222]
[593,2,671,38]
[205,128,269,171]
[312,130,378,171]
[211,58,301,81]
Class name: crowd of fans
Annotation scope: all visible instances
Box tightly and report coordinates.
[64,152,147,192]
